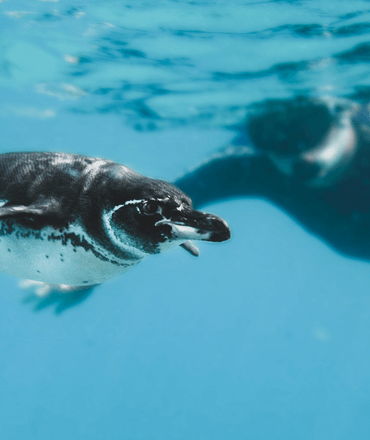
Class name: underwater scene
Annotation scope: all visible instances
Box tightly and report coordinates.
[2,0,370,438]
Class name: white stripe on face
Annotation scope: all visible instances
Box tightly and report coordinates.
[102,202,149,259]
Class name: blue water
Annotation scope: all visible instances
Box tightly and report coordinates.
[1,1,370,438]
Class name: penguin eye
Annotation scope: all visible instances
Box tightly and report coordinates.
[141,200,160,215]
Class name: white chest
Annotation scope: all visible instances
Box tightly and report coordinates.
[0,221,142,286]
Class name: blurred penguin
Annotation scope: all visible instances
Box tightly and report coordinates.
[175,96,370,261]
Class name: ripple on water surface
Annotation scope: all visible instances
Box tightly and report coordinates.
[2,0,370,129]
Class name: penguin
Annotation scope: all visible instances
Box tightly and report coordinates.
[0,152,230,294]
[175,96,370,262]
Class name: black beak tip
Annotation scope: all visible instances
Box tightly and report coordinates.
[209,217,231,242]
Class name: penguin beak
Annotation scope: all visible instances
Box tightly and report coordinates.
[156,209,231,256]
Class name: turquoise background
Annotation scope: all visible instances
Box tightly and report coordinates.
[1,1,370,438]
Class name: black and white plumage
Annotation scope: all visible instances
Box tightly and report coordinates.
[0,152,230,291]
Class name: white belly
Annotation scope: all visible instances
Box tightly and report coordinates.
[0,221,142,286]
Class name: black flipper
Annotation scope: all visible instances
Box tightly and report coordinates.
[0,201,62,227]
[0,205,47,218]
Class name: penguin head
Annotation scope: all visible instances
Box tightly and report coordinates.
[247,96,335,155]
[246,96,358,187]
[102,178,230,257]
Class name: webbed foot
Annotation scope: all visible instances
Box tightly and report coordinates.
[19,280,98,314]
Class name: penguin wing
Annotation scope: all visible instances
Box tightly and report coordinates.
[0,205,47,218]
[0,201,61,220]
